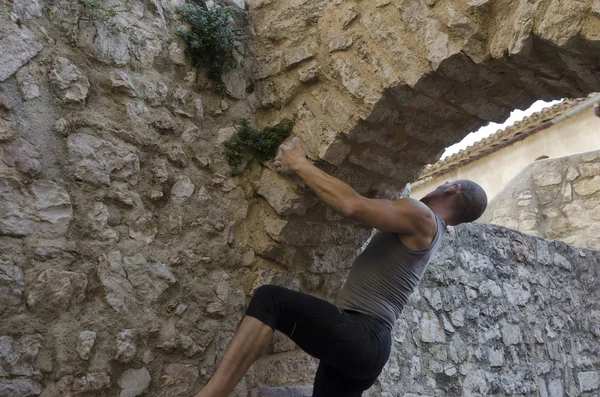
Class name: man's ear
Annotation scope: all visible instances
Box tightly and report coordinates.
[444,184,462,194]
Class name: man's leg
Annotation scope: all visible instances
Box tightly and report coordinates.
[195,284,381,396]
[312,362,370,397]
[194,316,273,397]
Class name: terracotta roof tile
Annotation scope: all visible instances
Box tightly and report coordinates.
[415,94,597,182]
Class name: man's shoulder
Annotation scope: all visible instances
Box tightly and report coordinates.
[393,198,435,219]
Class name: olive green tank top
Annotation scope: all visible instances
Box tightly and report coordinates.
[335,215,446,329]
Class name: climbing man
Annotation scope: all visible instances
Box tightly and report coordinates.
[195,137,488,397]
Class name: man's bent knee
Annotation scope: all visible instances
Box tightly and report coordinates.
[246,284,281,330]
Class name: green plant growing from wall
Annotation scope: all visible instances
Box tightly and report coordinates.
[80,0,117,24]
[44,0,127,35]
[177,4,245,90]
[224,119,294,176]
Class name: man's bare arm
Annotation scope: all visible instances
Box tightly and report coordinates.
[274,138,434,235]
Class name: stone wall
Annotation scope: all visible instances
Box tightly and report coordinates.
[369,223,600,397]
[482,150,600,251]
[1,0,265,395]
[1,0,600,396]
[251,223,600,397]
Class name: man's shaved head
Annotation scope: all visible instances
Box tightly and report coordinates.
[452,180,488,223]
[421,180,488,225]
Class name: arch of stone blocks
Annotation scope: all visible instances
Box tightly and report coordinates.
[243,0,600,292]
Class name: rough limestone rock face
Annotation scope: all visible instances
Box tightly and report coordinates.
[67,133,140,186]
[11,0,42,20]
[26,268,87,312]
[0,98,15,142]
[76,330,96,360]
[250,386,313,396]
[160,363,199,396]
[16,66,41,101]
[238,0,600,296]
[0,0,599,396]
[2,138,42,177]
[48,57,90,104]
[257,169,307,216]
[118,367,151,397]
[483,150,600,250]
[0,378,41,397]
[97,251,176,315]
[0,178,73,238]
[0,263,24,312]
[0,22,42,82]
[42,371,112,396]
[249,0,600,180]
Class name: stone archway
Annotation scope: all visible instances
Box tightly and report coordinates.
[243,0,600,297]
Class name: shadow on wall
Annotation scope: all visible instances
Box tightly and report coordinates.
[482,149,600,250]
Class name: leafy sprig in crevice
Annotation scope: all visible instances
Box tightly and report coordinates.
[177,4,246,90]
[80,0,120,28]
[224,119,294,176]
[44,0,128,35]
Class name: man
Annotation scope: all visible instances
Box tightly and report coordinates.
[196,138,488,397]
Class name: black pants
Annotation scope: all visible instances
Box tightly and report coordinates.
[246,285,392,396]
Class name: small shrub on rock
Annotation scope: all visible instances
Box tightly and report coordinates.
[224,119,294,176]
[177,4,245,90]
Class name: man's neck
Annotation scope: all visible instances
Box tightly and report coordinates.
[423,201,454,226]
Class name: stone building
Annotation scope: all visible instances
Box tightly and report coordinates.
[1,0,599,396]
[481,150,600,251]
[411,96,600,201]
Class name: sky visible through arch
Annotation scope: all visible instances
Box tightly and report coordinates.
[441,99,563,160]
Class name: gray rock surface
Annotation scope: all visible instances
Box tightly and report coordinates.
[0,264,23,311]
[0,100,14,142]
[0,178,72,238]
[0,23,42,82]
[67,133,140,186]
[483,150,600,250]
[223,70,247,100]
[97,251,175,314]
[578,371,600,392]
[0,334,43,377]
[118,367,151,397]
[26,269,87,312]
[11,0,42,20]
[48,57,90,103]
[115,329,137,363]
[2,138,41,177]
[0,378,41,397]
[170,176,195,205]
[15,66,40,100]
[121,254,176,302]
[257,169,307,216]
[110,71,138,97]
[53,372,111,395]
[76,331,97,360]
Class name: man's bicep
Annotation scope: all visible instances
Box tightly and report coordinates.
[351,198,423,234]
